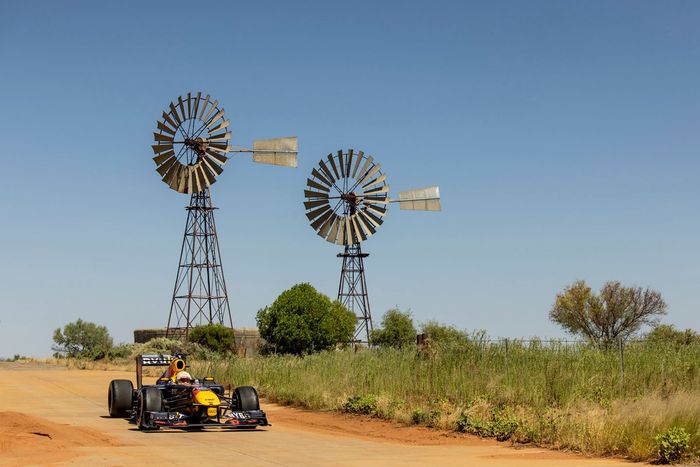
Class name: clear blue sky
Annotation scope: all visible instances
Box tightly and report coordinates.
[1,1,698,357]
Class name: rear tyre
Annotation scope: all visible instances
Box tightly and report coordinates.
[234,386,260,411]
[137,387,163,430]
[108,379,133,418]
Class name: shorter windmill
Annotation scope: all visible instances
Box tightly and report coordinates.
[304,149,441,344]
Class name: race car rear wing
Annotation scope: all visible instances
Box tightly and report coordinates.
[135,354,187,388]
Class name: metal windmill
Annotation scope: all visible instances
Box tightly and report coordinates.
[304,149,440,345]
[152,92,297,338]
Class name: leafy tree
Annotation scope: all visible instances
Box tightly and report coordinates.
[370,308,416,348]
[256,283,355,355]
[188,323,236,353]
[550,280,667,347]
[420,320,467,344]
[645,324,700,346]
[52,318,113,359]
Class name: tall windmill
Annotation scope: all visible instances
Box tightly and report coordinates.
[152,92,297,338]
[304,149,440,344]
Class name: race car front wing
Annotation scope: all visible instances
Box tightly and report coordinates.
[148,409,270,429]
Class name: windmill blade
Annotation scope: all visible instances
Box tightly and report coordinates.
[192,166,203,193]
[327,153,340,179]
[156,159,176,177]
[200,99,218,123]
[198,94,211,119]
[193,92,202,120]
[208,131,231,141]
[208,120,230,134]
[162,111,178,131]
[156,156,177,176]
[306,178,330,192]
[362,208,384,226]
[363,194,389,205]
[356,163,381,187]
[304,199,328,210]
[345,217,355,244]
[202,155,224,175]
[318,213,337,238]
[208,142,231,152]
[355,155,374,183]
[395,186,441,211]
[153,132,174,143]
[362,173,386,189]
[157,120,176,135]
[153,149,175,166]
[311,168,333,187]
[351,150,364,178]
[169,103,181,125]
[252,137,298,168]
[326,216,341,243]
[366,203,387,216]
[318,160,336,184]
[358,209,381,228]
[186,92,192,119]
[304,189,328,199]
[164,164,181,190]
[337,150,345,178]
[152,144,173,155]
[205,149,229,165]
[356,211,376,237]
[177,96,186,122]
[364,184,389,196]
[206,109,226,128]
[306,204,332,222]
[346,149,354,176]
[352,214,369,241]
[199,163,216,186]
[310,209,333,230]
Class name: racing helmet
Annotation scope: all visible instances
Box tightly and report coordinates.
[176,371,192,384]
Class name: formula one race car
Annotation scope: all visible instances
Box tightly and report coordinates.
[107,354,269,430]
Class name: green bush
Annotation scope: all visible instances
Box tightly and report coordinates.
[188,324,236,353]
[655,426,690,464]
[370,308,416,349]
[344,395,378,415]
[257,283,356,355]
[420,321,467,345]
[52,319,113,360]
[106,343,134,360]
[456,413,490,436]
[490,408,519,441]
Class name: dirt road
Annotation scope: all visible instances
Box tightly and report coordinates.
[0,363,633,466]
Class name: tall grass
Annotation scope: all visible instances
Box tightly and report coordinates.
[190,339,700,461]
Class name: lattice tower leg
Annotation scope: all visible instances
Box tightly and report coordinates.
[166,188,233,339]
[337,243,372,345]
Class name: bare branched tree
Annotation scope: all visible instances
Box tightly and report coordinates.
[549,280,667,347]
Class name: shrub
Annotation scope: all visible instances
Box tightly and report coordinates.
[52,319,113,360]
[655,426,690,464]
[645,325,700,347]
[188,324,236,353]
[256,283,356,355]
[370,308,416,349]
[420,321,467,345]
[344,395,378,415]
[490,408,519,441]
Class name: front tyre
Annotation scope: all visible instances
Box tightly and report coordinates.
[137,387,163,430]
[234,386,260,411]
[108,379,133,418]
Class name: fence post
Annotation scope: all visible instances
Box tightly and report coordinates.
[618,338,625,390]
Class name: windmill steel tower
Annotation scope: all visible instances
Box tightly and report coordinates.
[151,92,298,338]
[304,149,441,344]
